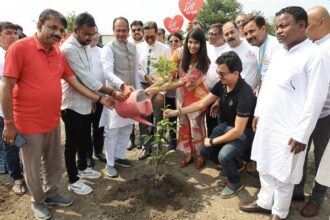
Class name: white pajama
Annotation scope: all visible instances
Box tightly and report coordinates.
[104,125,133,166]
[257,173,294,219]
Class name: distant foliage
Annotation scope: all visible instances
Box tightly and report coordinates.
[65,11,75,35]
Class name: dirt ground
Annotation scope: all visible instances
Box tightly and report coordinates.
[0,124,329,220]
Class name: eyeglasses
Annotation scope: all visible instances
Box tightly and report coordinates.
[132,28,141,32]
[169,39,179,43]
[216,70,232,77]
[208,32,219,36]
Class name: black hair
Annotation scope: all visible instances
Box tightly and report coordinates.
[143,21,158,33]
[74,12,96,28]
[0,21,17,33]
[275,6,308,28]
[243,16,266,29]
[181,28,210,74]
[38,9,67,28]
[216,51,242,73]
[167,32,183,41]
[113,17,129,30]
[130,20,143,29]
[209,23,223,35]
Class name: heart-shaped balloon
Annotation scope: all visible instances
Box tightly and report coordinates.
[164,15,184,33]
[179,0,204,22]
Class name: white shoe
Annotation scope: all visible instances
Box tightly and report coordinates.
[78,167,101,179]
[68,180,93,195]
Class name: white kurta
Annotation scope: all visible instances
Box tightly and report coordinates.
[251,39,329,184]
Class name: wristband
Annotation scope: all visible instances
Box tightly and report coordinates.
[96,95,102,103]
[4,118,14,125]
[110,89,115,97]
[209,138,214,146]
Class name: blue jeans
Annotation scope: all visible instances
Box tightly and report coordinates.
[0,116,23,180]
[201,122,253,184]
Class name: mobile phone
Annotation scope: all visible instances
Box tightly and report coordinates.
[14,134,27,148]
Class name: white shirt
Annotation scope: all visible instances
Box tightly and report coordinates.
[206,43,227,90]
[137,41,171,83]
[222,40,258,89]
[251,39,329,184]
[0,47,5,117]
[61,35,103,115]
[90,46,106,94]
[314,33,330,119]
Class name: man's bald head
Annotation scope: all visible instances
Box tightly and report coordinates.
[306,6,330,41]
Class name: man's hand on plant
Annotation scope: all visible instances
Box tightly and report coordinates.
[145,74,157,85]
[204,138,212,147]
[112,90,127,101]
[163,109,179,119]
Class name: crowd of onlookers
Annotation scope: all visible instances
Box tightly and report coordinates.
[0,5,329,220]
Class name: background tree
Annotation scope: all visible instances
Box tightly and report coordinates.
[247,10,276,35]
[196,0,243,32]
[65,11,75,35]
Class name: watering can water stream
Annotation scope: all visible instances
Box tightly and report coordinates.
[114,89,154,126]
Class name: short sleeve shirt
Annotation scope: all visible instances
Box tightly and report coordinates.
[3,35,74,134]
[211,77,256,129]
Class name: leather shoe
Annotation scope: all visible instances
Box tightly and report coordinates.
[95,153,107,163]
[269,214,283,220]
[291,192,305,201]
[138,149,151,161]
[238,200,271,214]
[300,200,320,217]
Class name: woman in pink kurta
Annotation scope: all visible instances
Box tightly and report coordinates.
[146,28,210,169]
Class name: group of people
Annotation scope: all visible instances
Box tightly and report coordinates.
[0,4,329,220]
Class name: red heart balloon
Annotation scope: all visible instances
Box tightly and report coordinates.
[179,0,205,22]
[164,15,184,33]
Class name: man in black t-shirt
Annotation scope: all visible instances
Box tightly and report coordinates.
[164,51,256,199]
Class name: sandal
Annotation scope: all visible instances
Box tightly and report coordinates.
[180,157,194,168]
[12,180,26,195]
[194,157,205,169]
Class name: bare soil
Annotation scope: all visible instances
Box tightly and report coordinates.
[0,125,329,220]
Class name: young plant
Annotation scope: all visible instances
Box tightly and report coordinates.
[150,55,178,88]
[144,118,177,188]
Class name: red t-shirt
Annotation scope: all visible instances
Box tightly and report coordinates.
[3,35,74,134]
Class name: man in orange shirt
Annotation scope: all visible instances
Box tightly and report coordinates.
[1,9,113,220]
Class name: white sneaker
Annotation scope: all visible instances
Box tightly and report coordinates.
[78,167,101,179]
[68,180,93,195]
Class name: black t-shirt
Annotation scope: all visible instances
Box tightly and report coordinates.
[210,78,256,129]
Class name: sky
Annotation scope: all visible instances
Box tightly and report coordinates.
[1,0,329,36]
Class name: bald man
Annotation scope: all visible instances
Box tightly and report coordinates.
[292,5,330,218]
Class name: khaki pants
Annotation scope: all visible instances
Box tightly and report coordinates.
[21,124,61,203]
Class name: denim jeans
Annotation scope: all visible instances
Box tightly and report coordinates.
[0,116,23,180]
[294,114,330,204]
[61,109,92,183]
[201,122,253,184]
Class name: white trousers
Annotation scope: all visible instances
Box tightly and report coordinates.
[104,125,133,166]
[257,173,294,219]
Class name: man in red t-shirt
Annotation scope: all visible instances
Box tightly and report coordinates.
[1,9,113,220]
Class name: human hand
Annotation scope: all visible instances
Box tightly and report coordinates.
[209,102,219,118]
[122,84,134,96]
[145,87,160,97]
[112,91,128,101]
[145,74,157,85]
[2,123,17,145]
[204,138,212,147]
[155,93,165,108]
[288,138,306,154]
[100,96,115,109]
[252,116,259,132]
[163,109,179,119]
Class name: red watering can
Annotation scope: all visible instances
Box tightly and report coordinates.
[115,89,154,126]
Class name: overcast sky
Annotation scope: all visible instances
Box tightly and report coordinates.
[1,0,329,36]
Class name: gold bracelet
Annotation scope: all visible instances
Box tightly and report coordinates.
[178,108,182,116]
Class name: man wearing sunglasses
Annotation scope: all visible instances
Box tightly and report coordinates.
[130,20,144,44]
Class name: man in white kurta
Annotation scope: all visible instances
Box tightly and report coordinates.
[293,6,330,217]
[100,17,140,178]
[239,7,329,220]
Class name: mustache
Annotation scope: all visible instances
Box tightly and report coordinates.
[227,38,235,42]
[51,35,61,41]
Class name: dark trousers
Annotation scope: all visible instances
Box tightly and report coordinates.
[0,117,23,180]
[294,114,330,204]
[61,109,92,184]
[87,102,104,158]
[201,122,253,184]
[206,109,218,137]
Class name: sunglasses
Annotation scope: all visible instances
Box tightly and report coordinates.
[169,39,179,43]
